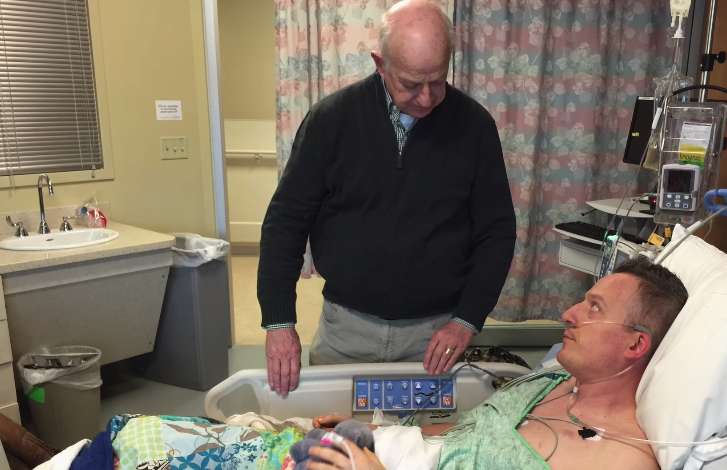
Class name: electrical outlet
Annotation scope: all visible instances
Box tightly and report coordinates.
[160,137,188,160]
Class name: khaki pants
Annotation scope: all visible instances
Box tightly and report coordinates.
[309,299,452,365]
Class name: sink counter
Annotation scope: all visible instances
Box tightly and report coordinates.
[0,222,175,275]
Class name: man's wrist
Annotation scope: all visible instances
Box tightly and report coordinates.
[264,323,296,331]
[451,318,480,334]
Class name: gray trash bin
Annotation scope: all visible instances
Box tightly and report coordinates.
[17,346,102,449]
[144,234,231,391]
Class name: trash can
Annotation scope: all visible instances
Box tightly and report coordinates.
[17,346,102,449]
[144,233,231,391]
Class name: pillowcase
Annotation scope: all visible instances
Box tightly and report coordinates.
[636,235,727,470]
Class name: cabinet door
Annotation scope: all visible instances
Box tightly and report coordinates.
[0,362,15,408]
[0,320,11,365]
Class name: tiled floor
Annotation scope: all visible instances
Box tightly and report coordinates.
[232,256,325,345]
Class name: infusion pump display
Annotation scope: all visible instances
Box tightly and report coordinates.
[659,164,701,212]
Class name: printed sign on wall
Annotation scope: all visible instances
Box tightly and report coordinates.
[156,100,182,121]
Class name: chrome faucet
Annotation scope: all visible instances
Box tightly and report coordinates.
[37,174,54,234]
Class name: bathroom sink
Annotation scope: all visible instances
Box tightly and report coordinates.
[0,229,119,251]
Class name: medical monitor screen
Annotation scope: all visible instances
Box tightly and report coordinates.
[614,250,630,269]
[666,169,692,193]
[623,97,654,165]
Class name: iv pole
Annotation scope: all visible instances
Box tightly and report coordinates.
[698,0,722,102]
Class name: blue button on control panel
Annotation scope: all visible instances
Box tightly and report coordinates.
[352,378,456,411]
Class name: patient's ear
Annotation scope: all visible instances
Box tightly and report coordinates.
[625,332,652,360]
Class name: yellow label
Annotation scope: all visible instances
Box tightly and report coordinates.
[679,144,706,169]
[665,227,672,238]
[648,233,665,247]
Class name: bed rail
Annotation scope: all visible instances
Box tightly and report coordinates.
[204,362,531,423]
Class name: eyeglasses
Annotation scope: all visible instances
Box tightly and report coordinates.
[565,321,652,340]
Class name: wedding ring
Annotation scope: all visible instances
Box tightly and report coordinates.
[444,348,455,356]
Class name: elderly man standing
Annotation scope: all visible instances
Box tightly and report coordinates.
[258,0,516,395]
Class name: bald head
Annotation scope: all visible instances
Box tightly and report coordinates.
[378,0,454,69]
[372,0,454,118]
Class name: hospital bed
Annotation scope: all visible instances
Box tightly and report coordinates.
[31,230,727,470]
[204,361,531,426]
[200,231,727,470]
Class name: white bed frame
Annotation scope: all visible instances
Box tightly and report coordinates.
[204,362,531,425]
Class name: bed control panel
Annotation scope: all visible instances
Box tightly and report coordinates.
[353,378,455,411]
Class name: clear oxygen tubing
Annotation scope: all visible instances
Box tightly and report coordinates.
[565,379,727,447]
[563,321,653,386]
[560,322,727,447]
[435,321,727,448]
[321,432,358,470]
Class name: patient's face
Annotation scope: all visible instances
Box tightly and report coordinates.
[557,274,641,381]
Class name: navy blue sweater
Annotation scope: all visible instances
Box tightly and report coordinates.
[258,73,516,331]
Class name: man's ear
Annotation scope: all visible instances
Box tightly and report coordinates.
[371,52,386,78]
[625,332,652,360]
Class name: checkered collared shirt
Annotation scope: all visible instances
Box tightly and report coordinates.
[381,77,417,154]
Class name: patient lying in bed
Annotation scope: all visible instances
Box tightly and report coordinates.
[306,259,688,470]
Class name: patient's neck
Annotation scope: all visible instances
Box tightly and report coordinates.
[570,367,644,416]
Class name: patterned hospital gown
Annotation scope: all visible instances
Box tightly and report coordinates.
[439,371,570,470]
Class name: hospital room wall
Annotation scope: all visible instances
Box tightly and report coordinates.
[0,0,217,238]
[218,0,278,245]
[699,0,727,253]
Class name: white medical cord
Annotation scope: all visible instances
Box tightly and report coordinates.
[526,385,727,451]
[321,432,357,470]
[565,372,727,447]
[522,415,559,461]
[534,322,727,448]
[654,205,727,264]
[532,390,573,407]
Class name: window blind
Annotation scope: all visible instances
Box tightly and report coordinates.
[0,0,102,177]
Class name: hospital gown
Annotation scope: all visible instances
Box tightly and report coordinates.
[439,371,570,470]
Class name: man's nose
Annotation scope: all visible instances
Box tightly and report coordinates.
[417,84,434,107]
[561,303,581,327]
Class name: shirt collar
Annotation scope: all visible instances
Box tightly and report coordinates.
[381,75,416,127]
[381,76,400,119]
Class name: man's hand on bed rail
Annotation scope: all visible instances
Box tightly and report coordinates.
[308,438,386,470]
[424,321,475,376]
[266,329,302,396]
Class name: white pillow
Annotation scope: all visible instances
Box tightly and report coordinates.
[636,235,727,470]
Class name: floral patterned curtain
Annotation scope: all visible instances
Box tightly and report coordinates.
[452,0,673,321]
[275,0,454,278]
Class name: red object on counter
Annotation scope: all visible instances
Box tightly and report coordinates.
[88,209,107,228]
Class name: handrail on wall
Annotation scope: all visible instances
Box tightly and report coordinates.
[225,150,276,160]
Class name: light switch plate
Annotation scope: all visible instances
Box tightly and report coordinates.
[160,136,188,160]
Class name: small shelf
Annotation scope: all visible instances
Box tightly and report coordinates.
[586,198,653,219]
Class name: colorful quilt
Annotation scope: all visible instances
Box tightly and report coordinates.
[107,414,305,470]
